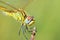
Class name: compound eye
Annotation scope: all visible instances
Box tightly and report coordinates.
[28,20,35,26]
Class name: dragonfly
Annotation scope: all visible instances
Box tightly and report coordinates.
[0,0,35,40]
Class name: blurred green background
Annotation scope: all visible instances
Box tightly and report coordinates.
[0,0,60,40]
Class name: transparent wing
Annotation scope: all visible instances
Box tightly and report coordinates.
[0,0,33,10]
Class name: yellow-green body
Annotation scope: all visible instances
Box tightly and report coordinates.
[0,6,35,26]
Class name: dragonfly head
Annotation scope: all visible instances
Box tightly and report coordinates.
[24,16,35,26]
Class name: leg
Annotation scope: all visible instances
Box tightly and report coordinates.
[18,24,25,36]
[18,25,21,36]
[21,24,28,40]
